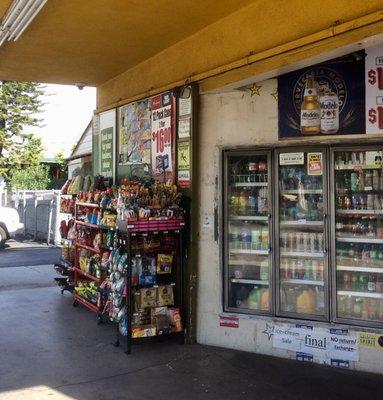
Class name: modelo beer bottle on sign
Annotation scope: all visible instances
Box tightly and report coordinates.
[300,75,321,135]
[320,89,339,134]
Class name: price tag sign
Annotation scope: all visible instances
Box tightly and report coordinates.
[151,92,173,173]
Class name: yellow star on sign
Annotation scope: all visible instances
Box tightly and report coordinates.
[270,91,278,101]
[248,83,262,96]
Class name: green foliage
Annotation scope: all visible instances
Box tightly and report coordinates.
[0,81,45,179]
[10,164,51,190]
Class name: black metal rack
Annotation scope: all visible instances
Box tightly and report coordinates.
[113,224,185,354]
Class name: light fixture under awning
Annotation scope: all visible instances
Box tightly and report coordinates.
[0,0,47,47]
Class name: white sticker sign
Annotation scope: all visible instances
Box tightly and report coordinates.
[272,324,359,362]
[279,152,304,165]
[178,117,191,139]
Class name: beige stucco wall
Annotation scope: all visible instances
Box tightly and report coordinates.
[196,79,383,374]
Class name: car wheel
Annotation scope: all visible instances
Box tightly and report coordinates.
[0,227,7,248]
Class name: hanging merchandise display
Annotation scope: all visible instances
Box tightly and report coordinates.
[54,175,185,352]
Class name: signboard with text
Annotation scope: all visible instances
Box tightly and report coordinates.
[151,92,173,175]
[100,127,113,178]
[278,51,365,139]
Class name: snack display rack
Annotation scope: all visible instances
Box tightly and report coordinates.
[113,220,185,354]
[72,200,117,323]
[56,178,186,351]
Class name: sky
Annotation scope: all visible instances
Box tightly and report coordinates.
[29,84,96,158]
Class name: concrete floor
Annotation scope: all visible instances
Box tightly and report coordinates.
[0,242,383,399]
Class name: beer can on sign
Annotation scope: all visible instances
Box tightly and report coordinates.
[320,94,339,134]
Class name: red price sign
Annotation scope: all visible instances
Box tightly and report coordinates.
[152,127,172,154]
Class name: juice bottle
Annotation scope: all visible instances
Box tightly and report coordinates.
[247,287,260,309]
[260,289,269,310]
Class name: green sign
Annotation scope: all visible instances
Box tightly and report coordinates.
[100,127,113,178]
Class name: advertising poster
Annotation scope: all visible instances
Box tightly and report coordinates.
[151,92,173,175]
[118,99,151,165]
[278,51,365,138]
[358,332,383,349]
[272,323,359,362]
[177,140,191,188]
[307,152,323,176]
[99,109,115,179]
[100,127,113,178]
[366,45,383,133]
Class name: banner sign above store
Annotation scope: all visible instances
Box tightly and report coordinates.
[278,51,365,139]
[272,323,359,362]
[151,92,173,175]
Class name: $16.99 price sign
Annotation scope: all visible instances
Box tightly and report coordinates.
[151,92,173,173]
[366,45,383,133]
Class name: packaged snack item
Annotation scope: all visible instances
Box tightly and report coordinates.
[132,325,157,338]
[167,308,183,332]
[157,253,173,274]
[138,256,157,286]
[151,307,171,334]
[157,285,174,306]
[140,287,157,308]
[132,309,152,326]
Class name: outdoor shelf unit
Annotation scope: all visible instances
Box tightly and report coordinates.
[72,201,116,322]
[114,219,185,354]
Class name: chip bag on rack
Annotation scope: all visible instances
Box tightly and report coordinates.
[157,285,174,306]
[156,254,173,274]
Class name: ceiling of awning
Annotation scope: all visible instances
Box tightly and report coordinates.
[0,0,255,86]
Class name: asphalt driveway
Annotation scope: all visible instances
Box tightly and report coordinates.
[0,238,60,268]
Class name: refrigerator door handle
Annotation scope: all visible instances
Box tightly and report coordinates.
[323,213,328,254]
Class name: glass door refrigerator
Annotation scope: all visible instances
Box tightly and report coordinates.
[331,147,383,327]
[275,148,329,321]
[223,150,273,315]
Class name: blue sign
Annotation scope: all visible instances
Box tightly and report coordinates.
[278,51,365,138]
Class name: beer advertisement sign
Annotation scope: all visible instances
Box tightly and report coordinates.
[278,51,366,139]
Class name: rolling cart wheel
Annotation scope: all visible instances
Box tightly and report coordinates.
[97,315,103,325]
[72,300,78,307]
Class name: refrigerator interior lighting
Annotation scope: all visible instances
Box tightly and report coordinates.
[0,0,48,46]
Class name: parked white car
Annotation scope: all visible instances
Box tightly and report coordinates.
[0,207,24,247]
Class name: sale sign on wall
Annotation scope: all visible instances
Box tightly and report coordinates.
[366,45,383,133]
[151,92,173,174]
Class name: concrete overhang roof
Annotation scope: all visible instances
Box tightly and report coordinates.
[0,0,254,86]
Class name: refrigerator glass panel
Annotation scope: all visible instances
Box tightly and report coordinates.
[278,151,327,317]
[225,153,271,313]
[334,149,383,323]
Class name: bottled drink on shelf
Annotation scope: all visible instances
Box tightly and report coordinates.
[305,260,313,280]
[281,259,289,279]
[342,272,351,290]
[367,274,377,292]
[350,172,358,191]
[359,273,368,291]
[251,228,261,249]
[357,171,365,190]
[351,273,359,291]
[359,151,365,166]
[365,170,373,189]
[373,170,380,190]
[260,228,269,250]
